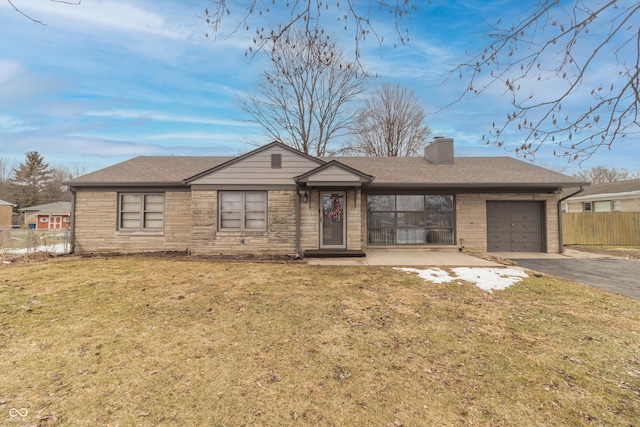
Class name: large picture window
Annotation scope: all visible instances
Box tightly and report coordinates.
[367,194,454,245]
[219,191,267,231]
[118,193,164,230]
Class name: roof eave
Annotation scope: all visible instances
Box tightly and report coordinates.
[367,182,583,191]
[67,181,187,188]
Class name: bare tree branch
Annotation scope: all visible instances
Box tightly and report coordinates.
[238,30,371,156]
[573,165,631,183]
[450,0,640,163]
[7,0,81,25]
[202,0,420,63]
[346,83,431,156]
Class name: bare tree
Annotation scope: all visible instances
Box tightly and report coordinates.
[203,0,418,61]
[453,0,640,163]
[573,166,631,184]
[347,83,431,156]
[0,157,14,201]
[239,30,370,156]
[7,0,81,25]
[47,167,74,202]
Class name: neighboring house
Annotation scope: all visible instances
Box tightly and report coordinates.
[0,199,15,229]
[20,202,72,230]
[64,139,587,257]
[563,179,640,213]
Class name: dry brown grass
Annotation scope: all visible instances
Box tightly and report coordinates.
[1,256,639,426]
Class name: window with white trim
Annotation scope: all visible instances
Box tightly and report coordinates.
[219,191,267,230]
[118,193,164,230]
[593,200,613,212]
[613,199,621,211]
[583,202,592,212]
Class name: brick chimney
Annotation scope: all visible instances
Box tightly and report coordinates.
[424,137,454,165]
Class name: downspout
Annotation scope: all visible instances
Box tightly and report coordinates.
[295,186,301,259]
[69,187,76,254]
[557,185,584,253]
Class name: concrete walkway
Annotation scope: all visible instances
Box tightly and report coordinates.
[306,249,502,267]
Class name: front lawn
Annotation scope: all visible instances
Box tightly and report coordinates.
[1,257,639,426]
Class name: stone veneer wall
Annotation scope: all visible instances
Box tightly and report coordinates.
[191,190,299,255]
[359,192,563,253]
[191,189,363,255]
[456,193,562,253]
[73,191,192,254]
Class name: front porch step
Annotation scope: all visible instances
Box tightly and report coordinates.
[303,250,366,258]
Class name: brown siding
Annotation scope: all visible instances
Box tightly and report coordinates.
[189,146,321,186]
[306,166,363,183]
[567,196,640,213]
[0,205,12,229]
[73,191,192,254]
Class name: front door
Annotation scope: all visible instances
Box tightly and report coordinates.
[320,192,346,249]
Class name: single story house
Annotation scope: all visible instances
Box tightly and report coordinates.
[563,179,640,213]
[20,201,72,230]
[0,199,14,230]
[64,139,587,257]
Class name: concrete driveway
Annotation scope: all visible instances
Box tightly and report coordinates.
[504,250,640,300]
[306,249,501,267]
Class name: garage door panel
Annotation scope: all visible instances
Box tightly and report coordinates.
[511,222,542,233]
[512,240,543,252]
[487,210,511,222]
[511,202,538,212]
[511,212,540,222]
[511,231,542,242]
[487,231,512,242]
[487,241,513,251]
[486,201,544,252]
[487,222,512,231]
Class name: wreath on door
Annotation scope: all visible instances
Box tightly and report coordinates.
[325,197,343,219]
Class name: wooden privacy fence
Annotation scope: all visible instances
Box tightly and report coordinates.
[563,212,640,246]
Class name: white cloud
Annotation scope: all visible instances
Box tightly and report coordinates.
[0,59,61,104]
[84,109,251,127]
[0,114,34,132]
[4,0,193,39]
[143,131,259,142]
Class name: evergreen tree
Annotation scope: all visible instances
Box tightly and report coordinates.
[8,152,54,209]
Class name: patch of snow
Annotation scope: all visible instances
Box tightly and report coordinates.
[395,267,528,293]
[1,243,69,255]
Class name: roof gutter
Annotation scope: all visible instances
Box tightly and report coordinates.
[69,187,76,255]
[295,186,303,259]
[557,185,585,253]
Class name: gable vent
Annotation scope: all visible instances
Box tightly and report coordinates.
[271,153,282,169]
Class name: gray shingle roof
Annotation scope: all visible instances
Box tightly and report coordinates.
[572,178,640,197]
[66,156,234,186]
[328,156,586,187]
[20,201,71,215]
[66,153,586,188]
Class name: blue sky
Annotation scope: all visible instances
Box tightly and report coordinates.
[1,0,638,175]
